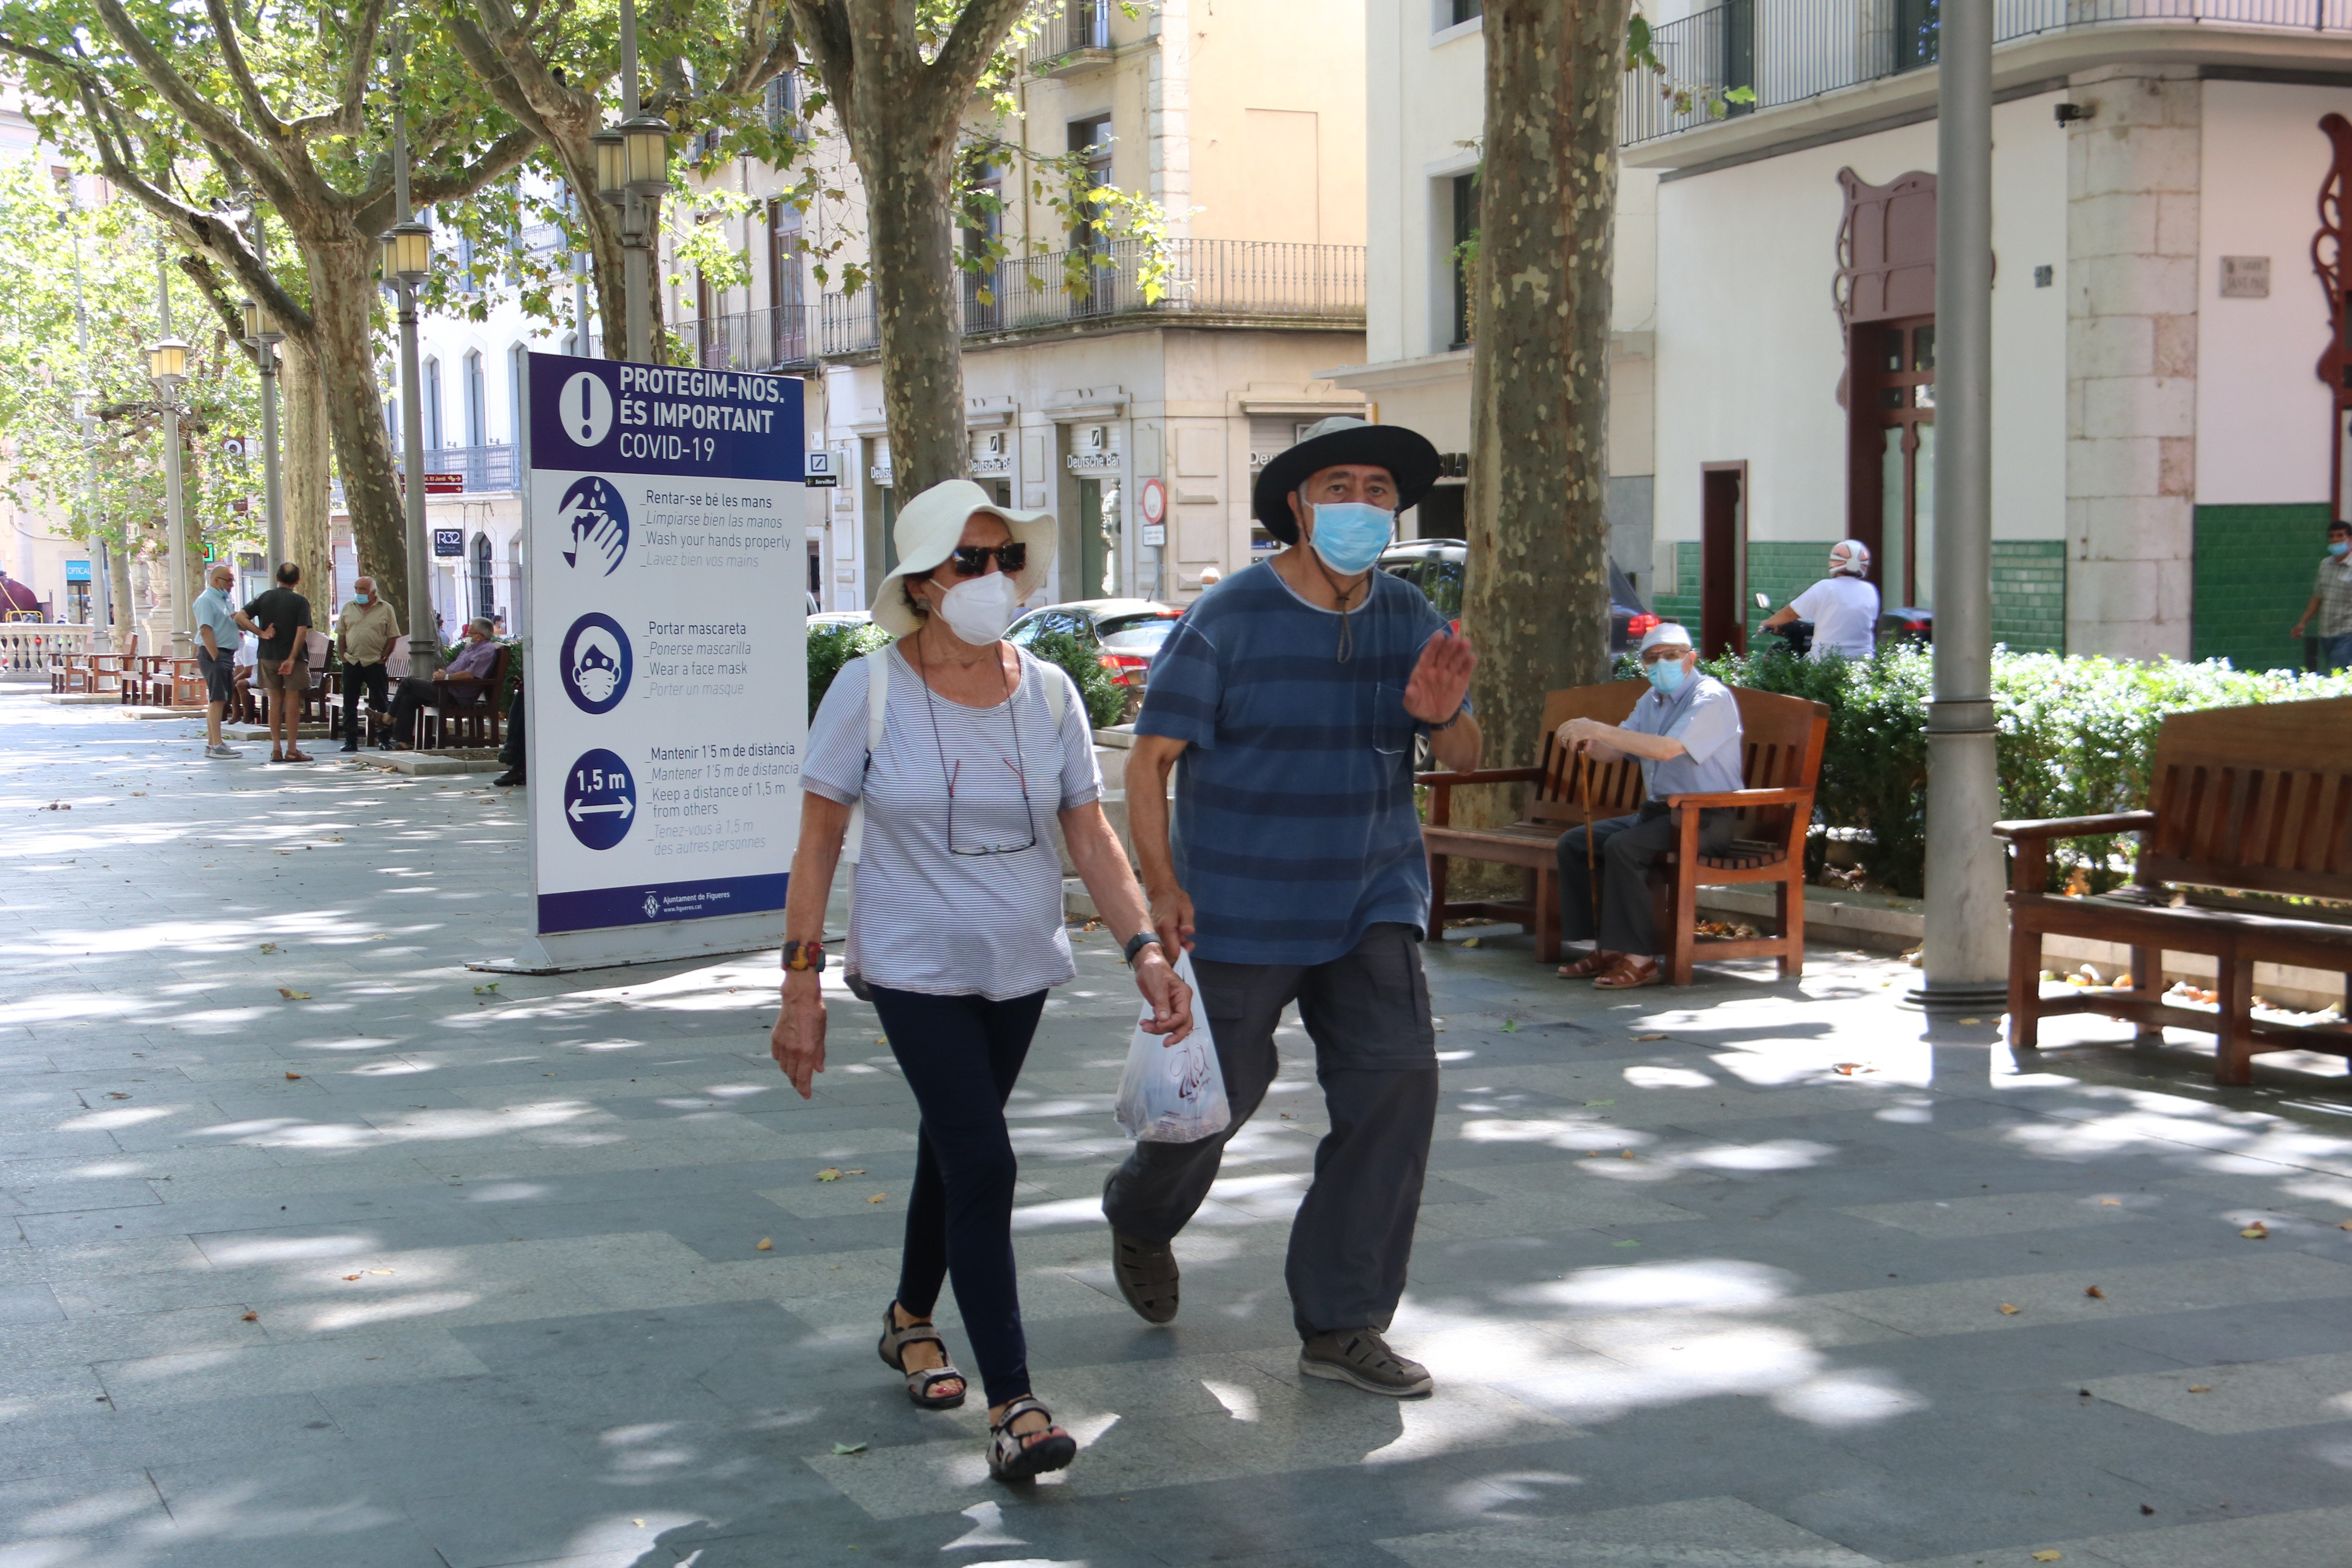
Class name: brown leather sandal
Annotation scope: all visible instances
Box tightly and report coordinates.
[1558,949,1623,980]
[987,1394,1077,1482]
[1593,956,1662,990]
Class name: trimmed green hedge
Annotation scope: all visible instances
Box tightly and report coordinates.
[1643,647,2352,897]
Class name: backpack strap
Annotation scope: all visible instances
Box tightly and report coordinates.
[843,646,890,866]
[1023,649,1069,730]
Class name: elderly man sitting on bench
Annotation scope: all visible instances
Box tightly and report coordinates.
[384,618,502,751]
[1551,622,1745,990]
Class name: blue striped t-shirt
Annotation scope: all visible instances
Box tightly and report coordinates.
[1137,561,1453,967]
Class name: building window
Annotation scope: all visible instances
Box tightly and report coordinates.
[1449,0,1483,23]
[462,350,486,448]
[1894,0,1938,71]
[469,532,496,624]
[506,344,526,446]
[422,357,444,449]
[769,199,806,363]
[1450,171,1478,350]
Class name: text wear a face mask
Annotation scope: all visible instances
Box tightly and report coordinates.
[1306,502,1395,576]
[935,570,1023,644]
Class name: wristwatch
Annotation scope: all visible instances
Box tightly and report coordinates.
[782,940,826,973]
[1123,932,1163,966]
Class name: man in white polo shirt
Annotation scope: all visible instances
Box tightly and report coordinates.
[1761,538,1879,661]
[1551,622,1745,990]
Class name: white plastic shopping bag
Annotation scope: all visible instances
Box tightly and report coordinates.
[1113,949,1229,1143]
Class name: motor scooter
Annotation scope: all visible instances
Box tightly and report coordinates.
[1753,591,1813,657]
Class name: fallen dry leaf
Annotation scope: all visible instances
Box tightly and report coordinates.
[106,1092,129,1100]
[2239,1222,2271,1240]
[1998,1303,2021,1315]
[2100,1197,2123,1206]
[633,1519,644,1528]
[2085,1285,2105,1299]
[1620,1150,1634,1159]
[259,942,278,954]
[830,1441,867,1456]
[276,988,310,1001]
[867,1193,886,1204]
[369,1269,393,1276]
[844,1169,865,1176]
[1631,1032,1669,1042]
[342,1274,362,1282]
[2188,1384,2213,1393]
[2339,1218,2352,1231]
[2140,1505,2156,1515]
[2032,1553,2063,1563]
[240,1312,258,1322]
[815,1168,842,1182]
[284,1072,302,1080]
[756,1238,773,1251]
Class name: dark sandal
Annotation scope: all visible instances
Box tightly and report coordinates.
[877,1304,966,1410]
[1111,1229,1180,1325]
[987,1394,1077,1483]
[1557,949,1623,980]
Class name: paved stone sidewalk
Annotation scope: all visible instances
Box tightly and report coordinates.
[5,688,2352,1568]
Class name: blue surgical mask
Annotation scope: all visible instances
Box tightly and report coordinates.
[2330,540,2349,558]
[1645,658,1688,696]
[354,592,372,604]
[1306,502,1395,576]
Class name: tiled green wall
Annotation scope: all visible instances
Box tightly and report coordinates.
[2193,503,2333,672]
[1649,538,2066,654]
[1991,540,2066,654]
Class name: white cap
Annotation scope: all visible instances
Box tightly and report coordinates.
[1638,621,1694,655]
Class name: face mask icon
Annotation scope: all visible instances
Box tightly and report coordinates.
[573,637,622,704]
[559,613,633,714]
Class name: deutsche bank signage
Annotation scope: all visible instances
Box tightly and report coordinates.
[516,352,807,963]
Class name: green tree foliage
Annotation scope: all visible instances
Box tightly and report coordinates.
[1026,628,1124,730]
[807,618,890,715]
[0,159,261,605]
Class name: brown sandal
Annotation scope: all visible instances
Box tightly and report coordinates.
[1558,949,1623,980]
[1593,956,1662,990]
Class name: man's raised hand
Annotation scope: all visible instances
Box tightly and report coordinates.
[1405,630,1477,725]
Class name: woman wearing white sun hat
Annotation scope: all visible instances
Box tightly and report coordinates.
[770,477,1191,1484]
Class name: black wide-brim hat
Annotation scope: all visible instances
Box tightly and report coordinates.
[1251,415,1443,544]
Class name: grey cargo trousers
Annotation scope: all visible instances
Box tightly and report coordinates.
[1101,922,1439,1340]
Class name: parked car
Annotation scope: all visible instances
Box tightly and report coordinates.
[1006,597,1183,719]
[1377,539,1656,655]
[808,609,873,631]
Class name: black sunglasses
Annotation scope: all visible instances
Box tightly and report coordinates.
[948,542,1027,577]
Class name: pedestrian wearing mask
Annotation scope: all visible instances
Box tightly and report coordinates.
[773,478,1193,1484]
[190,563,243,759]
[2290,518,2352,673]
[1552,622,1747,990]
[1104,415,1481,1399]
[335,576,402,752]
[1759,539,1879,661]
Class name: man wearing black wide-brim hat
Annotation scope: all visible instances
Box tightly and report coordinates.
[1100,415,1481,1398]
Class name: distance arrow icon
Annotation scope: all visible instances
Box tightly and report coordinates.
[568,797,635,822]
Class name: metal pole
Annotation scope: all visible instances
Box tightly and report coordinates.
[393,93,440,678]
[66,222,114,652]
[620,0,652,364]
[1911,0,2006,1013]
[156,244,192,660]
[255,218,286,569]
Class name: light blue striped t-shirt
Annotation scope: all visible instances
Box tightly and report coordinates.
[1136,561,1452,967]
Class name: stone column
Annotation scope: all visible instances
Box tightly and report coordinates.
[2065,65,2199,659]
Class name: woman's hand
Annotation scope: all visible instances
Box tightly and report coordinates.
[1132,947,1194,1045]
[771,970,827,1098]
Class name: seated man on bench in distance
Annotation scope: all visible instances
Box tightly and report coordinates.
[1551,622,1746,991]
[385,617,501,750]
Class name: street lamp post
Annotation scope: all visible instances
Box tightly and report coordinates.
[383,46,440,679]
[65,211,114,653]
[239,209,287,571]
[147,243,193,661]
[595,0,671,365]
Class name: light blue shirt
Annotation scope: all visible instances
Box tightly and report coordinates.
[1626,673,1745,800]
[192,586,241,654]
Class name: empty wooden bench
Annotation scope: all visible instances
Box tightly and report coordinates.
[1997,695,2352,1085]
[1422,680,1830,983]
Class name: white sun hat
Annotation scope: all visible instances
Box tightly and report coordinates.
[869,478,1057,638]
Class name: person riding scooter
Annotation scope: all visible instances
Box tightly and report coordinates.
[1759,539,1879,661]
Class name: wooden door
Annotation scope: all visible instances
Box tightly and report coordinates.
[1701,462,1747,660]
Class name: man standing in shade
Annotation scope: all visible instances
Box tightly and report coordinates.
[190,562,242,760]
[235,562,314,764]
[1102,415,1480,1399]
[335,575,402,752]
[2290,517,2352,673]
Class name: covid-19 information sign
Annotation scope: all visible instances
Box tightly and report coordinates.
[511,352,807,969]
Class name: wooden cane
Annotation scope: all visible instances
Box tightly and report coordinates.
[1579,745,1599,936]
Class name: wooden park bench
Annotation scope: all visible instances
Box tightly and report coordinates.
[1997,695,2352,1086]
[416,643,511,750]
[1421,680,1830,983]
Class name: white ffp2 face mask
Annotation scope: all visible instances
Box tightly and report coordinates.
[937,571,1023,644]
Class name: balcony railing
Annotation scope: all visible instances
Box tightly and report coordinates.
[583,305,817,373]
[817,238,1367,357]
[1621,0,2352,145]
[426,443,520,493]
[1026,0,1113,73]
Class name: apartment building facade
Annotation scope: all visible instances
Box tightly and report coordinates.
[1343,0,2352,670]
